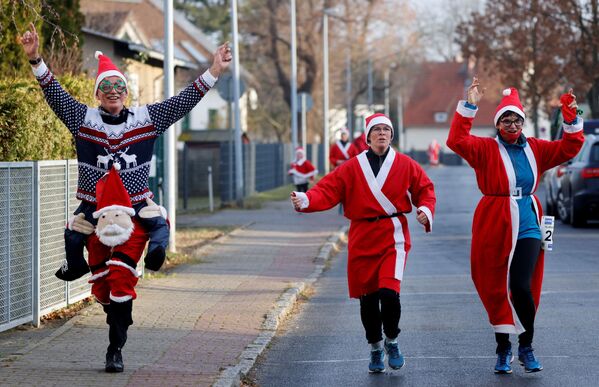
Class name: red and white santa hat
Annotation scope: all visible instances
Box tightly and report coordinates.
[94,51,128,94]
[494,87,526,125]
[365,113,394,143]
[339,127,349,136]
[93,165,135,219]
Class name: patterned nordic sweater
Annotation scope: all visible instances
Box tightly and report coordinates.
[33,61,216,204]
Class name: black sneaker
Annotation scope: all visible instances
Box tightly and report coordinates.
[105,350,124,373]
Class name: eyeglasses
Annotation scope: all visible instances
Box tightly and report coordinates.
[98,79,127,94]
[370,126,392,133]
[500,118,524,128]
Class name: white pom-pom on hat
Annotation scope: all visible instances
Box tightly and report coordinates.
[503,88,512,96]
[95,51,103,60]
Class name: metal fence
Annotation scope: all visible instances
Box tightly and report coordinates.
[0,160,90,333]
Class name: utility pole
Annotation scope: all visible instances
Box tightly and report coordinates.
[231,0,243,202]
[290,0,298,151]
[323,11,330,174]
[163,0,176,252]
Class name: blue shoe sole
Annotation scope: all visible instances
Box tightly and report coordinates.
[368,367,386,373]
[519,361,543,373]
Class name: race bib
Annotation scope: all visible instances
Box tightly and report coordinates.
[540,216,555,251]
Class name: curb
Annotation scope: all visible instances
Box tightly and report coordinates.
[213,225,348,387]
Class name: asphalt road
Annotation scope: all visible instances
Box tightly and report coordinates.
[251,165,599,387]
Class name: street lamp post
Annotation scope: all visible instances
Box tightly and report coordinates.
[163,0,176,252]
[290,0,298,151]
[323,10,330,174]
[231,0,243,202]
[346,49,352,138]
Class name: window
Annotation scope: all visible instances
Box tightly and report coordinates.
[434,112,448,123]
[208,109,221,129]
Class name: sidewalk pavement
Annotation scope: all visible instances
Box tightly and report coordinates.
[0,200,347,386]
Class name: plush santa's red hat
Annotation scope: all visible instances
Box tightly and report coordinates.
[93,165,135,219]
[365,113,394,143]
[494,87,526,125]
[94,51,128,95]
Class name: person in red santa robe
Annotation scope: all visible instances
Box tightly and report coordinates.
[85,165,162,373]
[329,128,359,169]
[290,113,436,373]
[446,77,584,374]
[288,147,318,192]
[427,139,441,166]
[352,130,369,154]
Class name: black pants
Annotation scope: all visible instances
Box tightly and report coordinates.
[496,238,541,352]
[295,183,308,193]
[103,300,133,355]
[360,288,401,344]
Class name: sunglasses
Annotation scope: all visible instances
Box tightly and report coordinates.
[98,79,127,94]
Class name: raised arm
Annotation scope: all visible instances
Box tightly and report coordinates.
[148,42,233,134]
[18,23,86,135]
[446,77,487,167]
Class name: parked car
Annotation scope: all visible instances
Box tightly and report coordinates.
[543,119,599,218]
[555,134,599,227]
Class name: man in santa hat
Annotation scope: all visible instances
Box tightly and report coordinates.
[288,147,318,192]
[290,112,436,373]
[80,165,154,372]
[329,127,358,170]
[427,139,441,166]
[447,77,583,374]
[18,23,232,281]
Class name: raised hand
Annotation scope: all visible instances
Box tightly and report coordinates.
[467,77,485,106]
[17,22,40,60]
[209,41,233,78]
[560,88,578,124]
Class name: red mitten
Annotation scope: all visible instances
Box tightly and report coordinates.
[560,93,577,123]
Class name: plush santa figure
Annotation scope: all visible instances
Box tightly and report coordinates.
[86,165,152,373]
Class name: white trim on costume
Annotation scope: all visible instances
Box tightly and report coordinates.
[366,116,394,131]
[335,140,352,160]
[88,269,110,282]
[356,149,406,282]
[110,293,133,302]
[417,205,434,232]
[523,141,538,191]
[563,118,584,133]
[496,138,526,335]
[456,100,478,118]
[494,106,526,126]
[106,260,141,277]
[293,191,309,210]
[288,169,317,179]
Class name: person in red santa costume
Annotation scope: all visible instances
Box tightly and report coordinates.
[290,112,436,373]
[329,127,359,170]
[446,77,584,374]
[352,129,369,154]
[83,165,156,372]
[288,147,318,192]
[427,138,441,166]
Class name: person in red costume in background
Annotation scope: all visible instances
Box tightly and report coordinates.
[291,113,436,374]
[329,127,358,170]
[446,77,584,375]
[352,129,369,154]
[288,147,318,193]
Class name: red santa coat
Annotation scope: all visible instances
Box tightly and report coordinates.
[288,158,317,185]
[299,148,436,298]
[353,133,369,153]
[446,102,584,334]
[329,140,358,169]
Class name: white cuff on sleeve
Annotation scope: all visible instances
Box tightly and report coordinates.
[418,205,433,232]
[202,69,218,88]
[563,118,583,133]
[32,60,48,78]
[456,100,478,118]
[293,191,309,210]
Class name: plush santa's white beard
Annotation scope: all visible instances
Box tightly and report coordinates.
[96,223,134,246]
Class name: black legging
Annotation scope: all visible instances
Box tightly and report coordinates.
[360,288,401,344]
[496,238,542,352]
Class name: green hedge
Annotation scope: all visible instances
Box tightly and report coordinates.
[0,74,95,161]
